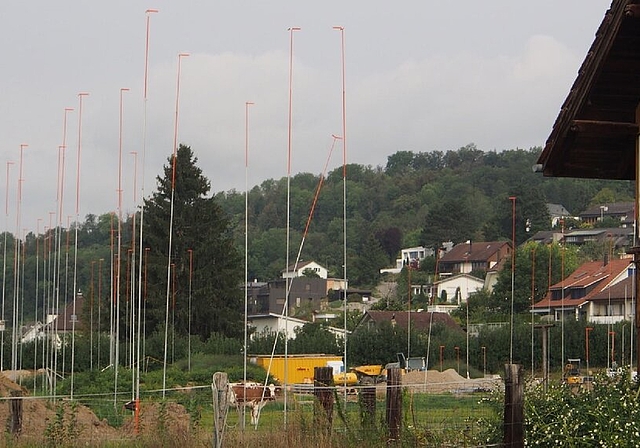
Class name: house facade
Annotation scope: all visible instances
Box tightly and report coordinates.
[547,203,572,227]
[431,273,484,311]
[380,246,433,274]
[282,261,328,279]
[585,276,635,325]
[438,241,511,275]
[248,313,347,340]
[253,277,328,315]
[532,258,632,321]
[579,202,634,227]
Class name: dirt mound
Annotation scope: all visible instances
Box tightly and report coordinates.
[0,372,28,397]
[0,374,122,445]
[403,368,467,385]
[379,369,502,394]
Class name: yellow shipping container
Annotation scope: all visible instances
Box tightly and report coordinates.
[251,354,343,384]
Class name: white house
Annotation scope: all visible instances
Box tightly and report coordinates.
[282,261,328,279]
[431,273,484,311]
[380,246,433,274]
[248,313,347,340]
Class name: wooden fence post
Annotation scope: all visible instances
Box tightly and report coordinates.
[386,367,402,444]
[314,366,334,432]
[360,385,376,428]
[503,364,524,447]
[212,372,229,448]
[9,389,22,436]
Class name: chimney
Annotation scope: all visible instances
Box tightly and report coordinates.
[604,252,609,266]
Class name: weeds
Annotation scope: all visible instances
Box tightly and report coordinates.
[44,402,81,448]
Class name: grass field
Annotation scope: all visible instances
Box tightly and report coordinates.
[200,389,499,447]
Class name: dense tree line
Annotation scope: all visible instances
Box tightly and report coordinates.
[215,144,633,286]
[0,143,633,358]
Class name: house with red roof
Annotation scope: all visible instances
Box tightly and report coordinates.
[532,258,633,322]
[586,276,635,325]
[438,241,511,275]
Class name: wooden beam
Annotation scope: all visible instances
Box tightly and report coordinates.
[624,4,640,18]
[570,119,639,136]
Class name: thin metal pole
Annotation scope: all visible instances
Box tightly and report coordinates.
[509,196,516,364]
[333,23,348,407]
[115,87,129,408]
[284,26,300,427]
[242,100,253,429]
[163,52,189,399]
[71,92,88,399]
[1,160,14,372]
[135,9,158,431]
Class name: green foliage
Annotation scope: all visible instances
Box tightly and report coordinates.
[219,145,634,287]
[301,268,320,278]
[490,242,580,314]
[0,145,634,348]
[44,402,81,447]
[142,144,243,340]
[524,371,640,446]
[289,322,342,354]
[248,323,342,357]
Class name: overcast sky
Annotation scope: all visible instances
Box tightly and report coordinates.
[0,1,612,233]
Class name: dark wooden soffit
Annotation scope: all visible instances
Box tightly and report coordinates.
[537,0,640,180]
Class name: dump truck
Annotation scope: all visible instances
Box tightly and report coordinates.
[384,353,426,374]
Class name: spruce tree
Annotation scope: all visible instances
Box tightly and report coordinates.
[142,144,243,340]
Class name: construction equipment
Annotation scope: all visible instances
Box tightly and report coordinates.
[563,358,584,385]
[385,353,426,373]
[351,365,385,384]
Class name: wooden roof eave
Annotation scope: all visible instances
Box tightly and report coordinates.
[537,1,640,180]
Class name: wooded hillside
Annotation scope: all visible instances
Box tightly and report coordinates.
[214,144,633,285]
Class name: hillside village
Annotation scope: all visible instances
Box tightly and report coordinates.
[235,200,637,341]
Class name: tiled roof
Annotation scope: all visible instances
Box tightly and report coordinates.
[589,276,634,301]
[45,294,86,331]
[533,258,631,309]
[439,241,510,263]
[362,310,462,332]
[580,202,634,217]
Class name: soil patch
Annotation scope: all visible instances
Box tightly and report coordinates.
[378,368,502,394]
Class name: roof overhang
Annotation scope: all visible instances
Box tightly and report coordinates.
[537,1,640,180]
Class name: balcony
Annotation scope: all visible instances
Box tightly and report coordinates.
[589,315,625,325]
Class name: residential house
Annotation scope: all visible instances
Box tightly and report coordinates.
[527,230,563,245]
[563,227,633,252]
[282,261,328,279]
[430,273,484,314]
[483,258,507,293]
[356,310,461,333]
[255,277,329,316]
[532,258,632,321]
[248,275,355,316]
[248,313,347,340]
[547,203,572,227]
[45,293,86,333]
[23,292,86,346]
[437,241,511,276]
[585,276,635,325]
[579,202,634,227]
[380,246,433,274]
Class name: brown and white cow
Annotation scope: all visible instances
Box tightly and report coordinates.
[227,382,277,426]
